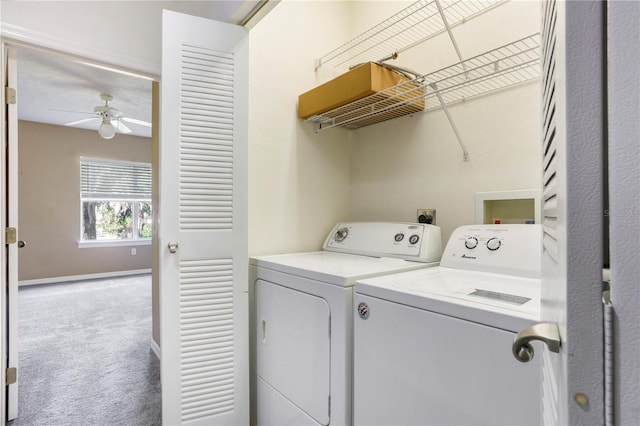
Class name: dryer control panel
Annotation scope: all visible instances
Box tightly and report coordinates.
[440,224,542,278]
[323,222,443,263]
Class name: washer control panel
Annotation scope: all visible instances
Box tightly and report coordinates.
[440,224,542,278]
[323,222,443,263]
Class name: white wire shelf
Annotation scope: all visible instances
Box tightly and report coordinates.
[315,0,507,71]
[306,33,541,134]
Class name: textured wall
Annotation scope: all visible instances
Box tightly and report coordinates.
[348,1,542,244]
[248,0,353,256]
[18,121,152,281]
[248,0,541,251]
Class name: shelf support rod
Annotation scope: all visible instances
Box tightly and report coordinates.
[430,83,469,161]
[435,0,468,77]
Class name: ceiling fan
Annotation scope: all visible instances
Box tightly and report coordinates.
[64,93,151,139]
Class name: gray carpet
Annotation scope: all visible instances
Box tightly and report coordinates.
[9,275,161,426]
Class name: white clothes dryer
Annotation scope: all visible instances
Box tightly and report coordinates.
[250,222,443,426]
[353,224,542,426]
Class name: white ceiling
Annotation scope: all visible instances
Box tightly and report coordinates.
[18,47,154,138]
[14,0,270,139]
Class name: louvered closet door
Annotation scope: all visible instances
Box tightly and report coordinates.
[160,10,249,426]
[539,1,604,424]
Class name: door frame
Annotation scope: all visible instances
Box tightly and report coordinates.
[3,43,19,422]
[0,33,161,425]
[0,42,10,425]
[607,1,640,423]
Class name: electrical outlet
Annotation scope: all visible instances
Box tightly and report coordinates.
[131,248,137,256]
[417,209,436,225]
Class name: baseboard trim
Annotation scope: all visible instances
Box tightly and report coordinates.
[150,338,161,360]
[19,269,152,287]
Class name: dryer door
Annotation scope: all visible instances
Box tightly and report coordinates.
[256,279,331,425]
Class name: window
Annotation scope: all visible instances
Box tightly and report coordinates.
[80,158,152,245]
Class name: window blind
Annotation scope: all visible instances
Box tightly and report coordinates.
[81,158,151,200]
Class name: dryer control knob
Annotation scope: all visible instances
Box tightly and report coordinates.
[394,233,405,242]
[409,234,420,245]
[487,237,502,251]
[465,237,478,249]
[335,227,349,242]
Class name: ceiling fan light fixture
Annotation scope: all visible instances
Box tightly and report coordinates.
[60,94,150,137]
[98,119,117,139]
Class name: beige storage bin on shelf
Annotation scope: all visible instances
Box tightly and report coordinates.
[298,62,424,127]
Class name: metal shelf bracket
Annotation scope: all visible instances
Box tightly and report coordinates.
[435,0,468,77]
[430,83,469,161]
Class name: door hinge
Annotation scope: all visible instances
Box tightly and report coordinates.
[6,367,16,385]
[5,227,16,245]
[5,87,16,105]
[602,268,611,304]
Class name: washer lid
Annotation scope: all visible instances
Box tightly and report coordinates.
[355,267,541,332]
[251,251,436,287]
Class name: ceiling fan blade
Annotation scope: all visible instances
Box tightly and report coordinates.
[50,108,96,115]
[121,117,152,127]
[65,117,100,126]
[115,120,132,134]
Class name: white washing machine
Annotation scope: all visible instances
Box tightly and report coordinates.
[353,224,542,426]
[250,222,443,426]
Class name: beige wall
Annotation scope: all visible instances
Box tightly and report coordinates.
[347,0,542,244]
[350,83,541,244]
[248,0,541,253]
[248,0,353,256]
[18,121,152,281]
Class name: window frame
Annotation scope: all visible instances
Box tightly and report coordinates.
[78,157,152,248]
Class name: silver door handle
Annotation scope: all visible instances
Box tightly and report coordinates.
[167,242,179,254]
[512,323,561,363]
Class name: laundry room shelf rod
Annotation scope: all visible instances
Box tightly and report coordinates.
[314,0,507,71]
[306,33,541,144]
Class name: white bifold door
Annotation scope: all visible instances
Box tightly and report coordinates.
[520,1,606,424]
[160,10,249,425]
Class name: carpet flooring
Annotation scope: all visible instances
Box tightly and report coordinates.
[8,275,161,426]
